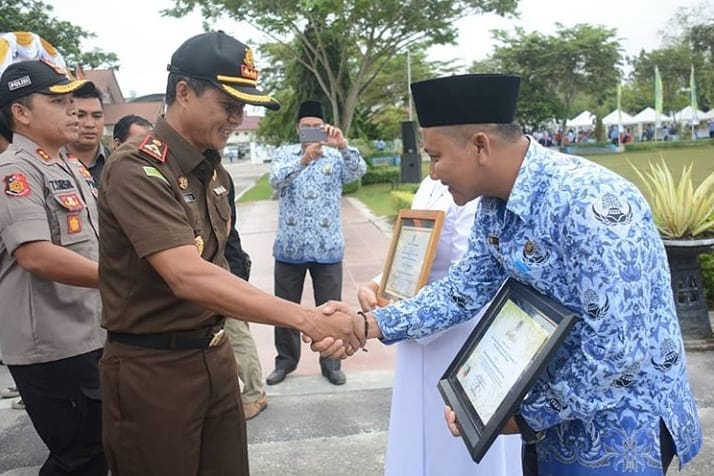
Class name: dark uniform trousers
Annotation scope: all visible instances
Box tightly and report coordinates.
[9,349,107,476]
[99,338,248,476]
[273,260,342,374]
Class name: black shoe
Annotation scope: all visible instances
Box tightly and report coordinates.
[323,369,346,385]
[266,368,288,385]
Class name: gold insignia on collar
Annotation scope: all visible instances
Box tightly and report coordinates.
[178,176,189,190]
[36,148,51,161]
[524,240,536,255]
[138,136,168,163]
[194,235,204,255]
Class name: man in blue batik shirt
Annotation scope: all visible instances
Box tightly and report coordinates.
[266,100,367,387]
[315,74,702,475]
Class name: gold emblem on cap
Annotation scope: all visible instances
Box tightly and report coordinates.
[178,176,188,190]
[244,48,254,68]
[240,47,258,81]
[194,235,204,255]
[524,240,536,255]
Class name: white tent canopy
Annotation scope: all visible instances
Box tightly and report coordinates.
[633,107,672,124]
[602,109,638,126]
[566,110,595,128]
[701,109,714,121]
[675,106,706,124]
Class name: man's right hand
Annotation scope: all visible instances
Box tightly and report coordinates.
[303,306,365,358]
[300,142,323,165]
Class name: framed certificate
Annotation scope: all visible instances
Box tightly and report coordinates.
[378,209,445,305]
[437,278,577,463]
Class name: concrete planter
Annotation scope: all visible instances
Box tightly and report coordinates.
[663,237,714,350]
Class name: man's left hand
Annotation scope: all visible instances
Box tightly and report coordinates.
[324,124,348,150]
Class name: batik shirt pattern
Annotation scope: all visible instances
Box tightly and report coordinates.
[270,144,366,264]
[373,140,702,475]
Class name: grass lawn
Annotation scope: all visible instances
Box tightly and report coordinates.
[237,173,272,203]
[356,145,714,218]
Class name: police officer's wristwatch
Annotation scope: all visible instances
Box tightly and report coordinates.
[514,413,545,445]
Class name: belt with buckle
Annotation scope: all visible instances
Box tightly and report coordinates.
[107,321,226,350]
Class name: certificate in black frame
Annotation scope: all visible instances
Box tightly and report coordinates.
[437,278,577,463]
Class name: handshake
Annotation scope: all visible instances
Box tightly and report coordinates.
[302,281,383,359]
[302,301,372,359]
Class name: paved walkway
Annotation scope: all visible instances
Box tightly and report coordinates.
[1,160,713,475]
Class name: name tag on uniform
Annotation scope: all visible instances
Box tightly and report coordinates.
[183,192,196,203]
[213,185,227,195]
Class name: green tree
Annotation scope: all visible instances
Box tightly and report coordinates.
[481,24,623,130]
[164,0,520,134]
[0,0,118,69]
[257,41,454,144]
[629,45,696,115]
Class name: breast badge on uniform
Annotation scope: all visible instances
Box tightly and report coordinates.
[178,176,189,190]
[36,148,51,161]
[3,173,31,197]
[139,136,168,163]
[194,235,204,255]
[592,192,633,225]
[57,193,84,211]
[67,214,82,234]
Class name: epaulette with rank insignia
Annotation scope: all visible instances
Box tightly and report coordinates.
[138,136,168,163]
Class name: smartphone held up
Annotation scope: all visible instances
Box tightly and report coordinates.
[299,126,328,144]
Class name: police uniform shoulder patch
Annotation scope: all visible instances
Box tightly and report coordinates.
[3,173,31,197]
[138,136,169,163]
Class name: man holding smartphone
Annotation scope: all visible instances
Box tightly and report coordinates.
[267,100,367,386]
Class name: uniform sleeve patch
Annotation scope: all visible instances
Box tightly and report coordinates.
[56,193,84,211]
[139,136,168,163]
[142,166,169,185]
[67,214,82,234]
[3,173,32,197]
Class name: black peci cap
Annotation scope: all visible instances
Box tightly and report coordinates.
[410,74,520,127]
[0,60,93,108]
[168,31,280,110]
[297,100,324,120]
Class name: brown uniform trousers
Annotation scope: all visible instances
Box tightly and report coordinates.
[100,338,247,475]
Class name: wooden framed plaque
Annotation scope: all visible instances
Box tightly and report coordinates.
[377,209,445,306]
[437,278,577,463]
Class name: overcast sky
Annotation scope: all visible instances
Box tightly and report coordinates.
[47,0,708,98]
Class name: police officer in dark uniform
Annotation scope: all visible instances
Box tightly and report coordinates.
[0,60,106,475]
[98,31,365,475]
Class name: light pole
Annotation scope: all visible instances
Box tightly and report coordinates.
[407,49,413,121]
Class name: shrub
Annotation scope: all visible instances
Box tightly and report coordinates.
[630,158,714,238]
[390,191,415,210]
[342,179,361,195]
[625,138,714,152]
[362,166,400,185]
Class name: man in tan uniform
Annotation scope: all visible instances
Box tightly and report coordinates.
[98,31,364,475]
[0,60,106,475]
